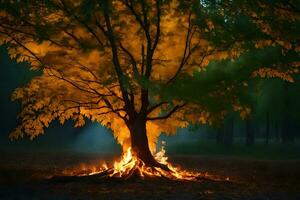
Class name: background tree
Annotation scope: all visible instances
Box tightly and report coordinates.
[0,0,299,177]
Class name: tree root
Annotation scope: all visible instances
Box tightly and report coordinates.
[52,158,228,183]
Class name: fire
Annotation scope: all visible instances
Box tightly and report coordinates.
[62,142,219,181]
[98,145,200,180]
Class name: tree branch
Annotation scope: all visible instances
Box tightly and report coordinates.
[146,104,186,121]
[146,101,169,115]
[59,0,104,47]
[119,42,139,77]
[167,12,195,83]
[102,2,133,115]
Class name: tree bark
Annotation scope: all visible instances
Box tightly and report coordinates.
[127,116,169,170]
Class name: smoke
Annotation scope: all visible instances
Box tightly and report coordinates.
[72,123,121,154]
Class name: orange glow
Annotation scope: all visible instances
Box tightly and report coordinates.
[62,142,226,181]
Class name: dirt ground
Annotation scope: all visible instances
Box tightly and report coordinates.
[0,152,299,200]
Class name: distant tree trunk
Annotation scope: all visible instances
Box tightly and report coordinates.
[224,117,234,147]
[281,118,295,144]
[274,121,280,143]
[246,119,255,145]
[265,111,270,145]
[216,128,224,144]
[281,83,295,144]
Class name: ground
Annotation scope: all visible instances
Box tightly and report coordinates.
[0,152,299,200]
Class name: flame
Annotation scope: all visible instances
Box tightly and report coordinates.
[63,141,217,181]
[102,144,200,180]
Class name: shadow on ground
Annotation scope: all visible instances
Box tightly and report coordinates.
[0,152,299,200]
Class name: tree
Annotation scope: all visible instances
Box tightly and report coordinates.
[245,118,255,145]
[0,0,299,179]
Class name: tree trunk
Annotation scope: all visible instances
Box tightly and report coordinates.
[282,118,295,144]
[224,117,234,147]
[275,121,280,143]
[216,127,224,144]
[127,116,168,169]
[265,112,270,145]
[246,119,255,145]
[281,82,295,144]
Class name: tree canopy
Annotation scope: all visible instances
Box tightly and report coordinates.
[0,0,299,153]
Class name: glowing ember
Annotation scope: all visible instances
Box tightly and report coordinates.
[62,142,226,181]
[100,145,199,180]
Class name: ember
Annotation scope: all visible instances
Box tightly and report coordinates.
[64,142,203,180]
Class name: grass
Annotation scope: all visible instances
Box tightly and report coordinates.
[166,140,300,160]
